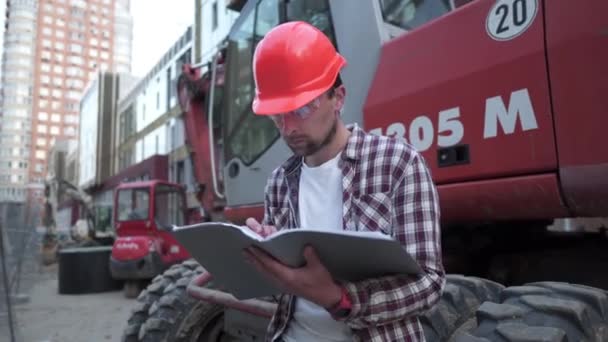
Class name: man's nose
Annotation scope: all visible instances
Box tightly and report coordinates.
[280,114,298,135]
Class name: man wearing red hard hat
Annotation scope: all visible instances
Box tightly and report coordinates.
[243,21,445,342]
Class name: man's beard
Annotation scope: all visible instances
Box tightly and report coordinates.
[286,117,338,157]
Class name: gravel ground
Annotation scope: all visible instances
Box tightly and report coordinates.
[1,263,137,342]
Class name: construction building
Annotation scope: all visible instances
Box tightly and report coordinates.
[0,0,133,227]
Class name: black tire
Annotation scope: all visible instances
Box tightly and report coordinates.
[140,260,228,342]
[57,246,122,294]
[122,259,202,342]
[454,281,608,342]
[421,274,505,341]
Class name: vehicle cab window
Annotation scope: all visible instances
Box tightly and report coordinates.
[379,0,475,36]
[222,0,281,166]
[285,0,335,44]
[154,185,185,230]
[222,0,336,166]
[117,188,150,221]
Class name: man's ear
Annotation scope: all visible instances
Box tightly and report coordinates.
[334,85,346,116]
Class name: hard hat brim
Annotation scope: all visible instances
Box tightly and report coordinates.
[252,88,325,116]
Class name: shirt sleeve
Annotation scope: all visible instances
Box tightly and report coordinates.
[261,178,274,226]
[336,152,446,329]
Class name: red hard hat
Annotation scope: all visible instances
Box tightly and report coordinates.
[251,21,346,115]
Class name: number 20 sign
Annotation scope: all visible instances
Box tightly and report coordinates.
[486,0,539,41]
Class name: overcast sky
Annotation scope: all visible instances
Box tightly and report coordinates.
[131,0,193,77]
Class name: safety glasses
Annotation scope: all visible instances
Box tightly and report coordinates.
[269,97,322,127]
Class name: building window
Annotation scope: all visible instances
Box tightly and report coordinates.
[68,91,81,100]
[67,78,84,88]
[67,67,81,77]
[65,115,78,124]
[69,20,85,31]
[38,125,48,134]
[50,126,60,135]
[51,114,61,123]
[69,55,84,65]
[41,51,52,62]
[70,44,83,54]
[65,102,79,112]
[69,31,82,41]
[176,160,185,184]
[212,1,218,31]
[38,112,49,121]
[65,126,76,136]
[36,150,46,159]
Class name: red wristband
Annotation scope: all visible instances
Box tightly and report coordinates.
[328,285,352,318]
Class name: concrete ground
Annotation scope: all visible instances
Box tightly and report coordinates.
[1,263,137,342]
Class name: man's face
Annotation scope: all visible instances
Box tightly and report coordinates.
[271,85,345,157]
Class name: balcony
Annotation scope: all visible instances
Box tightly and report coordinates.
[226,0,246,12]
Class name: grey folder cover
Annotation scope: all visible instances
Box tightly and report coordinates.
[171,222,423,300]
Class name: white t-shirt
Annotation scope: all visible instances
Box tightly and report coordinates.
[282,152,354,342]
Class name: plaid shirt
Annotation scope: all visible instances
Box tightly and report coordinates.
[262,124,445,342]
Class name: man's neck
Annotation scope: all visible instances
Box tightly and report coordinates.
[305,123,350,167]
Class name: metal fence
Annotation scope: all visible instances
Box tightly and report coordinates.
[1,202,42,342]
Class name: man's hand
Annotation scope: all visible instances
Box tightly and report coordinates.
[243,245,342,309]
[245,218,277,238]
